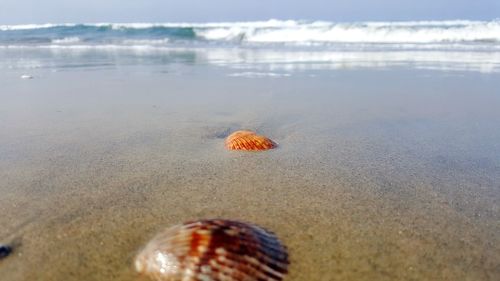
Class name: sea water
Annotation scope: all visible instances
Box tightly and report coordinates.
[1,19,500,73]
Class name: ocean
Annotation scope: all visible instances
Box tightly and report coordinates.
[1,19,500,73]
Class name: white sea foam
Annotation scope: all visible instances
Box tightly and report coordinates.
[121,39,170,45]
[0,23,76,31]
[0,44,160,50]
[228,72,291,78]
[52,37,81,44]
[195,20,500,44]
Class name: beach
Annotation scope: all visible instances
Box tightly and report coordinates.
[0,21,500,280]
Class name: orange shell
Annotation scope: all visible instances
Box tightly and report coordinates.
[135,219,289,281]
[225,130,277,151]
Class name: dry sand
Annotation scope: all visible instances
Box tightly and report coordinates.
[0,67,499,280]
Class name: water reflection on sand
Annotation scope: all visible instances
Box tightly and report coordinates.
[1,46,500,74]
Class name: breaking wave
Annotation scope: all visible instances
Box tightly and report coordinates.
[1,19,499,47]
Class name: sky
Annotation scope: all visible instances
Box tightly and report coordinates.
[0,0,499,24]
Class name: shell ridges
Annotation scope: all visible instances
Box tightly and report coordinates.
[135,219,289,281]
[225,131,277,151]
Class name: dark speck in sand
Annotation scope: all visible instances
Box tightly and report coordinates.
[0,245,12,259]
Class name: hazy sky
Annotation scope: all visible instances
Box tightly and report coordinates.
[1,0,499,24]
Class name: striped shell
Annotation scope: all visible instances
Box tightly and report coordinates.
[135,219,289,281]
[225,131,277,151]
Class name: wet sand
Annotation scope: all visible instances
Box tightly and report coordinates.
[0,66,499,280]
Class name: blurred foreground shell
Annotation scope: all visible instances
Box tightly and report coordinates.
[135,219,289,281]
[225,130,277,151]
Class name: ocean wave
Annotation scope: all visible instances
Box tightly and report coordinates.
[0,23,71,31]
[1,20,499,45]
[0,19,488,30]
[194,20,500,43]
[0,20,299,31]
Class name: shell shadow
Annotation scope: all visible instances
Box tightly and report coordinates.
[202,123,242,139]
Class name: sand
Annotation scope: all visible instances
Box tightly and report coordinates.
[0,66,499,280]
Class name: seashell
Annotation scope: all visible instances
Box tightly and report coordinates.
[135,219,289,281]
[225,130,277,151]
[0,244,12,260]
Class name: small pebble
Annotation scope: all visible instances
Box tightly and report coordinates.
[0,245,12,259]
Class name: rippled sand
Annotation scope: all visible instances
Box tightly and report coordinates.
[0,66,499,280]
